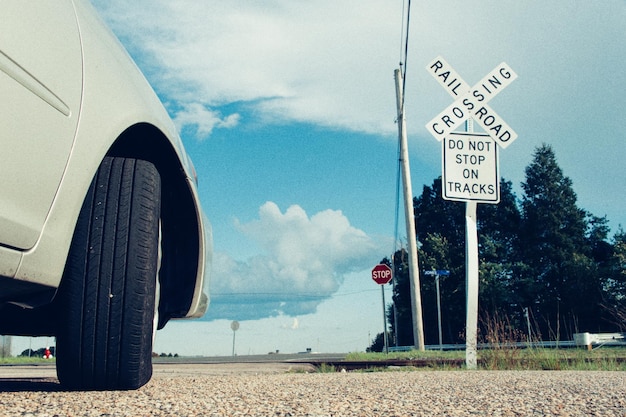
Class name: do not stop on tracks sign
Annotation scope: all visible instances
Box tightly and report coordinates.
[371,264,393,285]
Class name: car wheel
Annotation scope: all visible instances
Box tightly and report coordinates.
[55,156,161,390]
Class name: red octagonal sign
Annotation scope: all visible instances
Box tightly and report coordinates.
[371,264,393,285]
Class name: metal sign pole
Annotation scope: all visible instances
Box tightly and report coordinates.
[372,264,393,353]
[425,269,448,350]
[230,321,239,357]
[381,285,389,354]
[435,274,443,350]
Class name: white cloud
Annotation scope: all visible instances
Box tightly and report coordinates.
[172,102,240,139]
[91,0,626,142]
[90,0,626,229]
[93,0,626,143]
[207,202,387,320]
[289,318,299,330]
[91,0,400,135]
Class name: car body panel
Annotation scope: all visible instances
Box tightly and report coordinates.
[0,248,20,280]
[0,0,210,321]
[0,1,82,251]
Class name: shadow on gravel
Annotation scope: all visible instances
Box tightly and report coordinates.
[0,378,61,392]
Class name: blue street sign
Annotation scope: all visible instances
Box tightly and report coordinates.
[424,270,450,276]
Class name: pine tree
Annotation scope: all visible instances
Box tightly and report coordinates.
[518,144,593,338]
[598,228,626,330]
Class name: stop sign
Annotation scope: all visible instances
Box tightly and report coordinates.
[371,264,393,285]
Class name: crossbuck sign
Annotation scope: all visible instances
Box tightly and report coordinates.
[426,56,517,203]
[426,56,518,149]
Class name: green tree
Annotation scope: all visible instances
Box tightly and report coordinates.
[414,178,465,344]
[608,228,626,298]
[385,250,413,347]
[600,228,626,330]
[476,180,526,328]
[382,145,626,349]
[367,332,385,352]
[409,177,522,344]
[518,144,604,338]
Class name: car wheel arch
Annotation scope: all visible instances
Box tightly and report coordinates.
[106,123,202,327]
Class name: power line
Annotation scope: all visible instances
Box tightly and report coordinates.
[399,0,412,110]
[394,0,413,256]
[212,289,379,299]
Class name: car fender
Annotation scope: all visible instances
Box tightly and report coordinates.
[14,0,210,319]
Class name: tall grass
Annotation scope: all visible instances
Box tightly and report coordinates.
[345,312,626,371]
[346,347,626,371]
[479,312,527,369]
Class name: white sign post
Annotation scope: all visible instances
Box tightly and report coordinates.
[425,56,517,369]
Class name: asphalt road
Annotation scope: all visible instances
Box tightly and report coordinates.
[0,360,318,391]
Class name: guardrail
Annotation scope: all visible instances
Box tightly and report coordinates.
[388,332,626,352]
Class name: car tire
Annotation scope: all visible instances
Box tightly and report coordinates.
[55,156,161,390]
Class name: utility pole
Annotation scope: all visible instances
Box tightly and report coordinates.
[394,68,425,351]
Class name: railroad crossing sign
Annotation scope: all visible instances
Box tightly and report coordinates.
[424,56,519,369]
[371,263,393,285]
[442,132,499,203]
[426,56,518,149]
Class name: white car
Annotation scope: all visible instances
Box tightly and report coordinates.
[0,0,211,390]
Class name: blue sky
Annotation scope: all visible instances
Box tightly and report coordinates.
[52,0,625,356]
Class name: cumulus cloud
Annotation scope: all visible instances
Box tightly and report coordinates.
[206,202,387,320]
[172,103,240,139]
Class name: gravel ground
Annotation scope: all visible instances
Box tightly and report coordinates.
[0,366,625,416]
